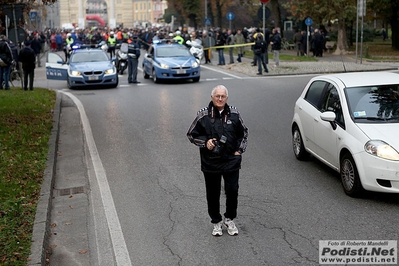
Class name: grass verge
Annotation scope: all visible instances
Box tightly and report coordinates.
[0,88,56,265]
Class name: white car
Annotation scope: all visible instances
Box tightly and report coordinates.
[292,72,399,197]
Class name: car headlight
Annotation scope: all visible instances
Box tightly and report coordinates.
[159,63,169,69]
[365,140,399,161]
[70,70,81,76]
[105,68,115,74]
[192,61,199,68]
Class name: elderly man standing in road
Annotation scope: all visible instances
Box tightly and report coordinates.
[187,85,248,237]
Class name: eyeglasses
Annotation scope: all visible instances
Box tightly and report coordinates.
[213,95,227,99]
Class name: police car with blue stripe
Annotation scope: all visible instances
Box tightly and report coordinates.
[142,39,200,83]
[46,44,118,89]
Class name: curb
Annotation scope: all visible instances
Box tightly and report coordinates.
[28,91,61,265]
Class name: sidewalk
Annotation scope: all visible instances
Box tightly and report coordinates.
[28,92,91,265]
[27,48,398,266]
[209,48,398,76]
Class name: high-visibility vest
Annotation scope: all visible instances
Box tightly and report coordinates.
[117,31,123,40]
[108,36,116,46]
[66,37,74,45]
[173,35,184,45]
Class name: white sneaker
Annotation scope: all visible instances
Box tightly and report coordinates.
[224,218,238,236]
[212,221,223,236]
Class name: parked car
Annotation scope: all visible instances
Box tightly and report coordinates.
[46,48,118,89]
[292,72,399,197]
[142,40,200,83]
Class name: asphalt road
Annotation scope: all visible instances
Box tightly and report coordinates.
[33,57,399,265]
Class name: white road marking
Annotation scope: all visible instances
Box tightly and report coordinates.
[200,65,243,79]
[60,91,132,266]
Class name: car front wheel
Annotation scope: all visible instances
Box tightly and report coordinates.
[67,76,75,90]
[340,153,362,197]
[152,69,159,83]
[292,125,309,160]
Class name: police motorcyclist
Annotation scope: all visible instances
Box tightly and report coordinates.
[173,31,185,45]
[64,33,74,62]
[107,31,117,58]
[127,35,141,84]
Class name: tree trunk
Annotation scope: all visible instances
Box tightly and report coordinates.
[390,2,399,50]
[270,0,281,28]
[334,18,349,55]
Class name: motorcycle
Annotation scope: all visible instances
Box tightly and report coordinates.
[98,41,108,53]
[115,42,128,74]
[186,39,204,65]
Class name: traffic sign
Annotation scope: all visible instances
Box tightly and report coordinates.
[257,7,271,20]
[30,11,37,22]
[305,17,313,26]
[204,18,212,26]
[260,0,270,3]
[226,12,235,21]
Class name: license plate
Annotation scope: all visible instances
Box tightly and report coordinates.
[176,69,186,74]
[88,75,99,80]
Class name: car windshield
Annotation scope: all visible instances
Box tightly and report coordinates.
[156,46,191,57]
[71,51,109,63]
[345,84,399,122]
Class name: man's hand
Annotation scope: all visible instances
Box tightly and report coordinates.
[206,138,216,150]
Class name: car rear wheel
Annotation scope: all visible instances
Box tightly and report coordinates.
[340,153,363,197]
[292,125,309,160]
[143,68,149,79]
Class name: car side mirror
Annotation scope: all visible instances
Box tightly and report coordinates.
[321,111,337,130]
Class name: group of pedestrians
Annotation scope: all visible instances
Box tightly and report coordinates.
[0,33,42,91]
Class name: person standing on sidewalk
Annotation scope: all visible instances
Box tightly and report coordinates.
[202,30,214,64]
[234,29,245,63]
[253,34,268,75]
[215,31,226,65]
[270,28,281,67]
[31,34,42,67]
[226,29,234,64]
[187,85,248,237]
[18,41,36,91]
[293,30,303,56]
[0,34,14,90]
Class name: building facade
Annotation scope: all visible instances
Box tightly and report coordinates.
[44,0,167,29]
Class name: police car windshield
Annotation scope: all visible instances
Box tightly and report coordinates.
[156,46,191,57]
[71,51,109,63]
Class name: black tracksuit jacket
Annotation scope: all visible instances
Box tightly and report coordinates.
[187,101,248,173]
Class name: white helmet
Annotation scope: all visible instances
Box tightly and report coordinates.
[67,33,71,37]
[110,31,114,35]
[176,30,181,35]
